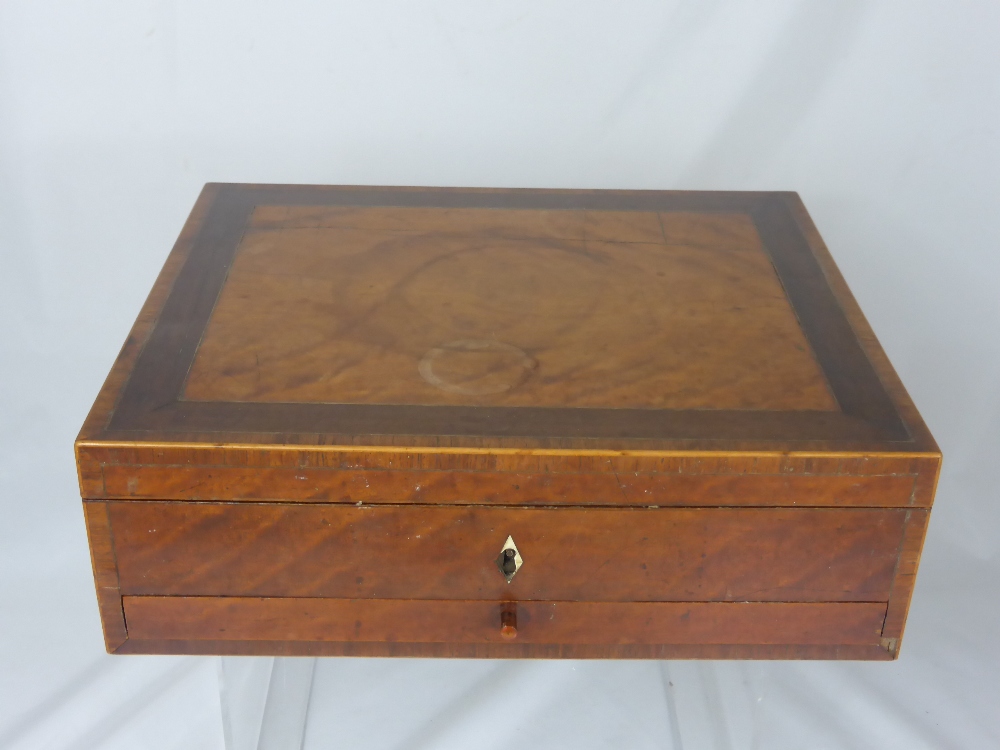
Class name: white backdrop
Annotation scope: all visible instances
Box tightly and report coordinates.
[1,1,998,748]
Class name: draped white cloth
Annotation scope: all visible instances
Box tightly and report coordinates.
[1,1,998,747]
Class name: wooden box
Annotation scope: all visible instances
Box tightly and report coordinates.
[76,184,940,659]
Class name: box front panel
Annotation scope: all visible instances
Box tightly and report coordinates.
[108,502,906,603]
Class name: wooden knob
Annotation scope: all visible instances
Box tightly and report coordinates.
[500,606,517,639]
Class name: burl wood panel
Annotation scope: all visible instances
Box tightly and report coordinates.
[109,503,907,602]
[184,206,837,411]
[123,597,888,646]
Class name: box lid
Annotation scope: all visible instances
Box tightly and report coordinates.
[76,185,939,501]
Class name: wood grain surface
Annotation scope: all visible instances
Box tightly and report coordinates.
[74,185,941,659]
[82,502,127,651]
[75,184,931,450]
[97,463,918,506]
[184,206,836,411]
[108,503,907,603]
[123,597,888,646]
[78,445,939,503]
[881,508,932,655]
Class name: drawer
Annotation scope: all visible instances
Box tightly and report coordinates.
[122,597,889,646]
[108,503,907,603]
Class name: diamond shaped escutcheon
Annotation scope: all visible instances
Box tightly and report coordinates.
[495,535,523,583]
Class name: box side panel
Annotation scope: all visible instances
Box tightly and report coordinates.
[76,451,104,500]
[879,455,939,656]
[82,501,127,651]
[881,508,934,656]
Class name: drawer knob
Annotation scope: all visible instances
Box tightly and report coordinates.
[500,605,517,640]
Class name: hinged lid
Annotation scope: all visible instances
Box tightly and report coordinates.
[76,185,939,502]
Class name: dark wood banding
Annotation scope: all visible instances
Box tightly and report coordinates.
[104,186,910,446]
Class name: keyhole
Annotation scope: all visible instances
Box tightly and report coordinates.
[501,548,517,575]
[495,536,522,582]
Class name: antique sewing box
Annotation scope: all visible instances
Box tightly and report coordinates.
[76,184,940,659]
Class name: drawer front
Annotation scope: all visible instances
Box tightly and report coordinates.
[109,503,906,602]
[123,597,888,646]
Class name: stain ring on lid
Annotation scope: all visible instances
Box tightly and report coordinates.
[418,339,537,396]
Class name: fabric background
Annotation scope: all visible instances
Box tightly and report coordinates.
[1,1,998,747]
